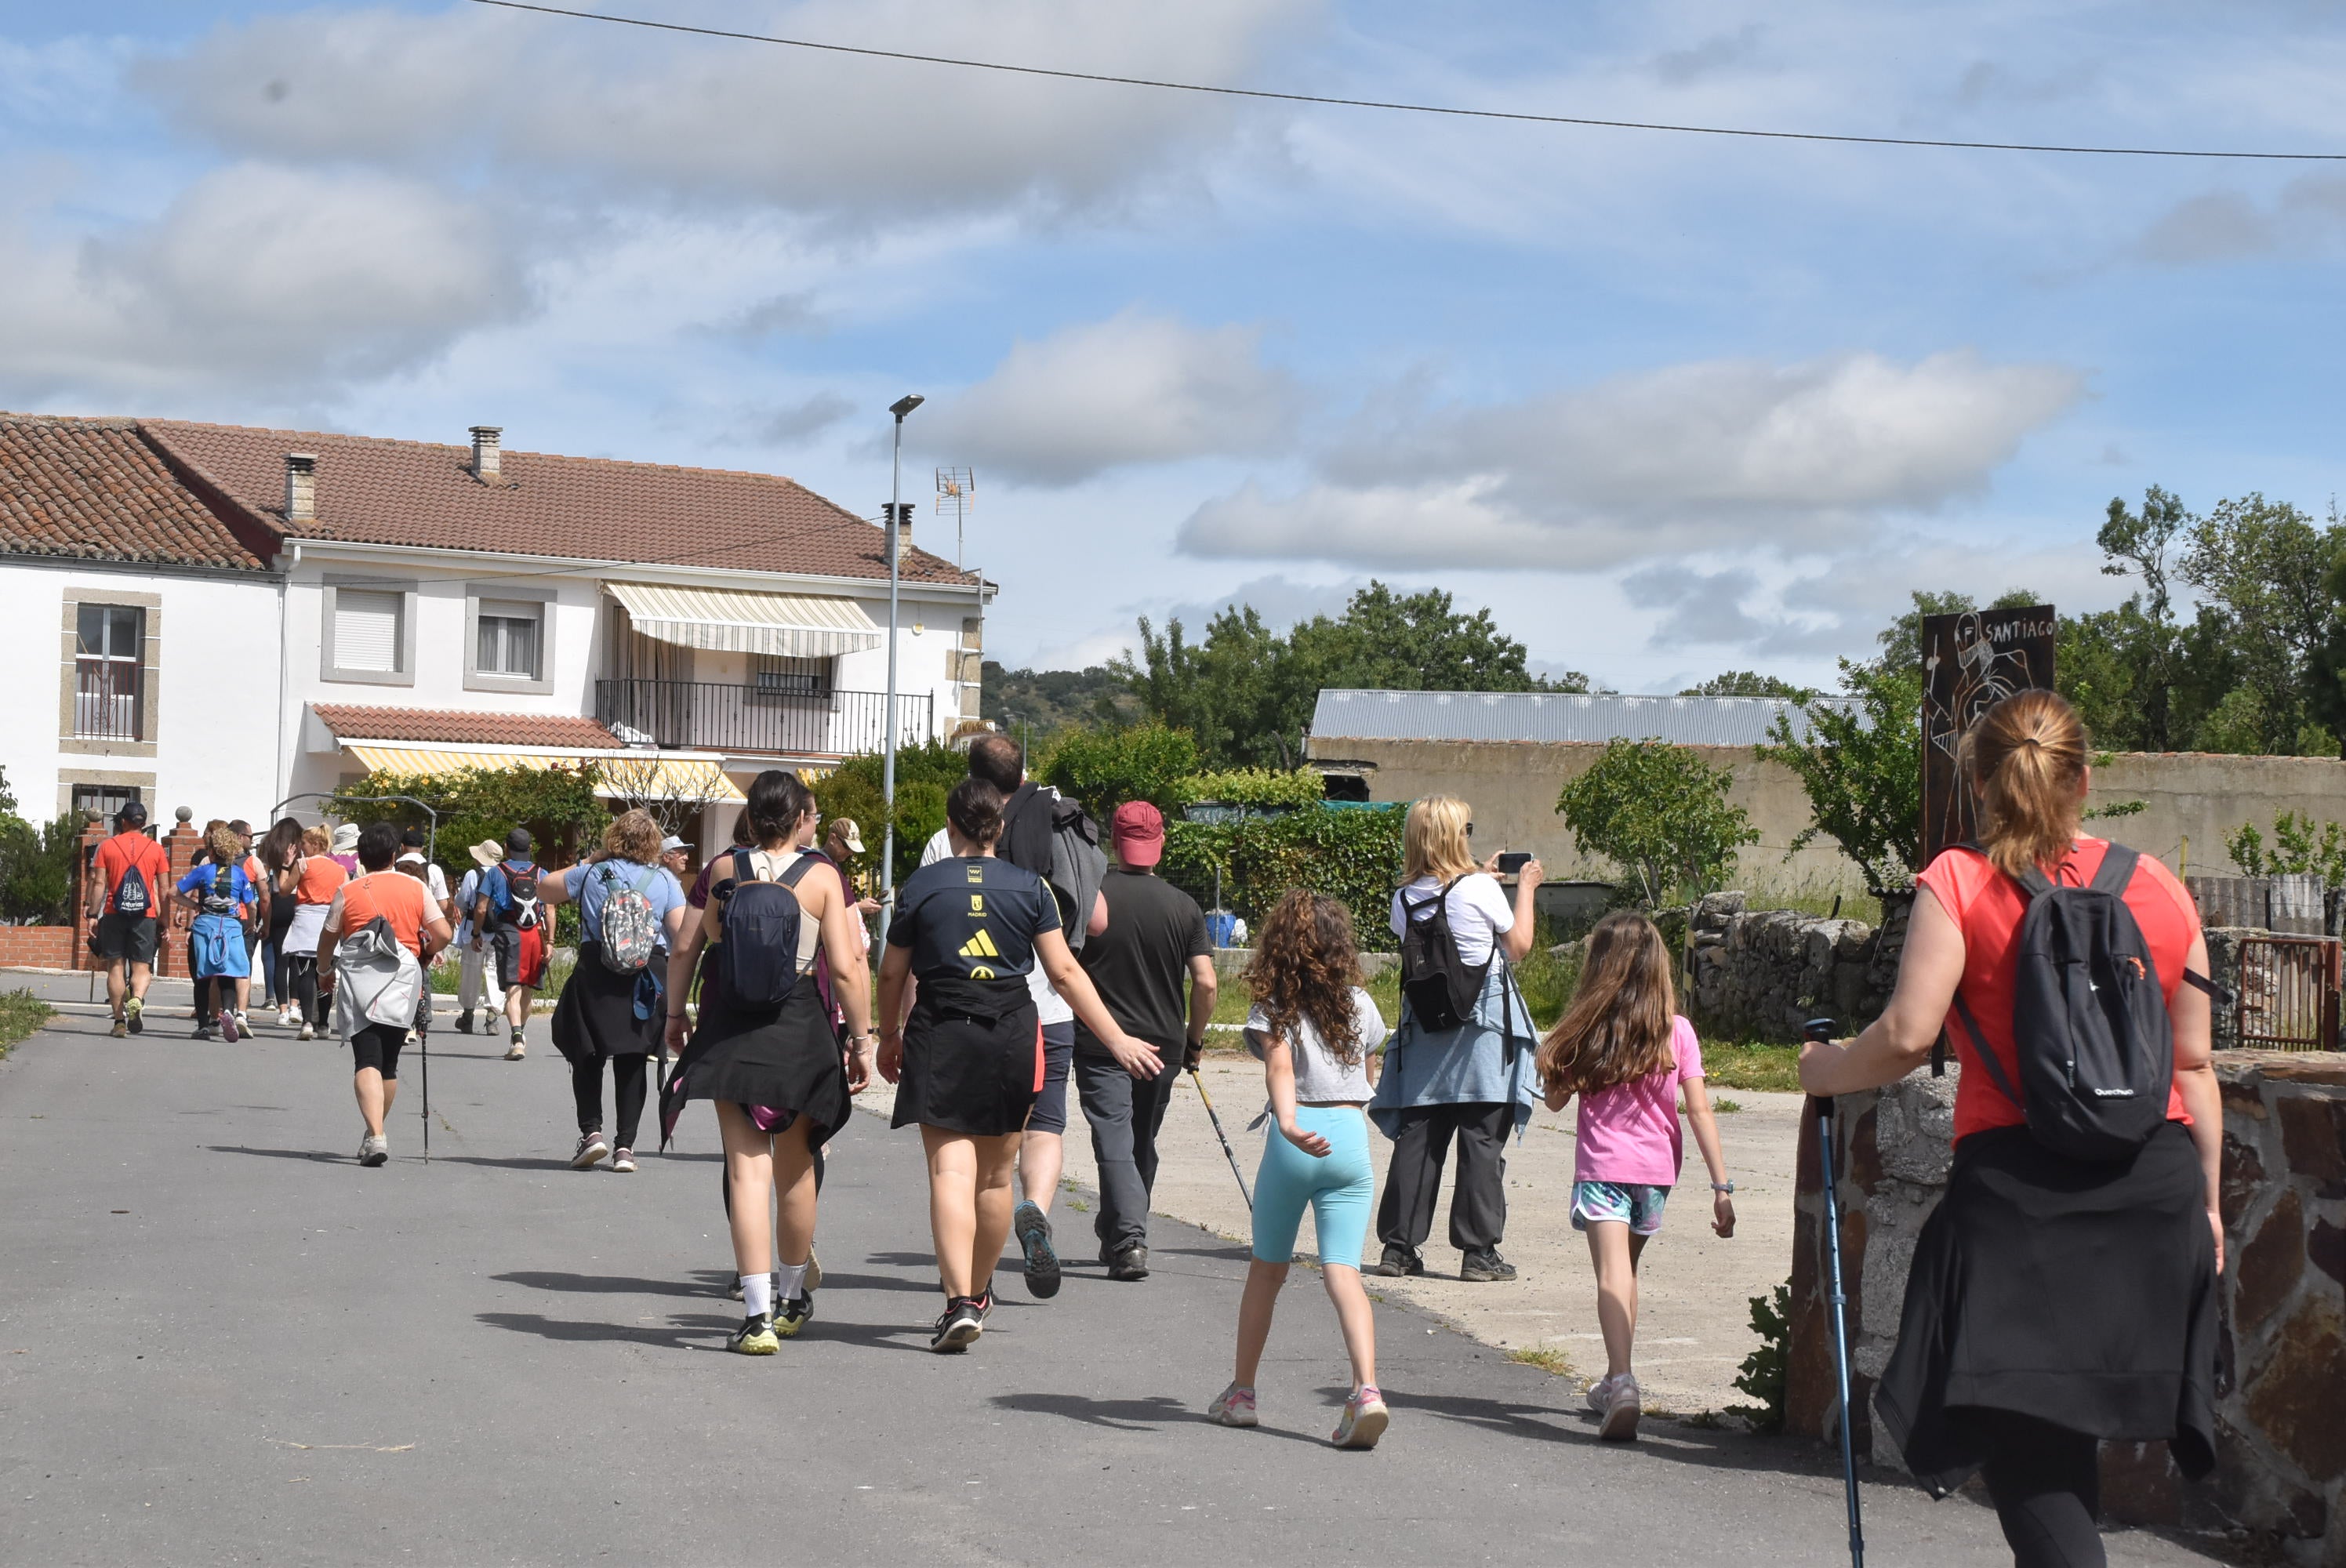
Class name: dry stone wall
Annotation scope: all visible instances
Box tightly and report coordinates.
[1683,891,1909,1044]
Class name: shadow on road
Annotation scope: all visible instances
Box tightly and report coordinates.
[1389,1386,1850,1480]
[207,1143,339,1162]
[475,1310,732,1352]
[496,1270,714,1298]
[424,1155,576,1171]
[990,1392,1205,1432]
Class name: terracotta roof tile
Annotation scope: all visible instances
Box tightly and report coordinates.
[311,705,626,749]
[0,414,271,571]
[143,419,976,586]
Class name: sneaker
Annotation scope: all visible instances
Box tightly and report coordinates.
[1460,1247,1517,1283]
[233,1011,252,1040]
[1106,1244,1150,1282]
[1013,1200,1061,1299]
[610,1147,636,1174]
[1600,1374,1642,1443]
[110,1016,129,1039]
[1585,1374,1619,1415]
[358,1133,389,1167]
[299,1022,315,1041]
[454,1011,474,1035]
[929,1296,984,1353]
[191,1024,216,1041]
[219,1010,240,1043]
[1208,1382,1258,1428]
[804,1250,822,1294]
[504,1031,526,1061]
[774,1294,814,1338]
[971,1285,994,1323]
[285,1004,302,1027]
[275,1006,292,1029]
[1331,1385,1390,1450]
[124,996,143,1034]
[728,1312,779,1356]
[1370,1245,1423,1278]
[571,1131,611,1170]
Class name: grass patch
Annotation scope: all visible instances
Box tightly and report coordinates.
[1505,1344,1578,1378]
[1712,1096,1744,1113]
[1703,1044,1801,1094]
[0,988,56,1058]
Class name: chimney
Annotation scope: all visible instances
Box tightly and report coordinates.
[888,500,913,557]
[470,425,502,482]
[284,453,317,522]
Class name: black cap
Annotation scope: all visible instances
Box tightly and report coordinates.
[400,826,428,848]
[505,827,534,855]
[116,800,148,826]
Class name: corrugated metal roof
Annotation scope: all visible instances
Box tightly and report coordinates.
[1309,688,1861,747]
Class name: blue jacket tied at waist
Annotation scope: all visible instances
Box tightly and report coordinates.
[1369,961,1541,1140]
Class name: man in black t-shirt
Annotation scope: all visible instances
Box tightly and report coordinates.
[1074,801,1218,1280]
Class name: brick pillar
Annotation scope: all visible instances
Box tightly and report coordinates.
[70,815,108,972]
[161,817,202,979]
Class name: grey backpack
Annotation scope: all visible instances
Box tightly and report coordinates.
[594,862,662,974]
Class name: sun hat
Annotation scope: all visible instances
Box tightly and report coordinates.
[469,840,506,867]
[1110,800,1165,868]
[330,823,360,854]
[659,833,691,855]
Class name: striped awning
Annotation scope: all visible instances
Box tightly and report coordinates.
[605,581,883,658]
[343,744,745,803]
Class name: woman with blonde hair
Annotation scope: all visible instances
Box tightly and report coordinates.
[1800,690,2219,1567]
[281,825,346,1041]
[1367,794,1542,1282]
[541,809,690,1173]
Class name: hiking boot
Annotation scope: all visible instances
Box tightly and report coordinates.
[1599,1374,1642,1443]
[454,1011,474,1035]
[728,1312,779,1356]
[773,1294,814,1339]
[571,1131,611,1170]
[1106,1245,1150,1282]
[1013,1200,1061,1299]
[1208,1382,1258,1428]
[504,1030,526,1061]
[1370,1245,1423,1277]
[124,996,143,1034]
[358,1133,389,1168]
[110,1016,129,1039]
[609,1147,636,1174]
[1331,1385,1390,1450]
[1460,1247,1516,1283]
[929,1297,984,1353]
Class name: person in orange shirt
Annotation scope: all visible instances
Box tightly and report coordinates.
[281,826,347,1041]
[317,823,452,1167]
[85,800,172,1036]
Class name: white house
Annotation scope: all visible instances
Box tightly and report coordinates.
[0,412,991,847]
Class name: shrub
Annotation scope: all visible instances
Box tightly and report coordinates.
[1176,768,1325,809]
[1556,739,1758,907]
[0,814,81,924]
[1758,662,1923,894]
[1164,804,1405,948]
[1730,1282,1791,1433]
[2228,809,2346,884]
[1037,721,1199,820]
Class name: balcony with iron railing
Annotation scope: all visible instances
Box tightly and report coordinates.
[594,680,931,757]
[74,659,141,742]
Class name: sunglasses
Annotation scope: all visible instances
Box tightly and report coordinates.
[1465,822,1475,836]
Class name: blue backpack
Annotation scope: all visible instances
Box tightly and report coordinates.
[717,849,816,1007]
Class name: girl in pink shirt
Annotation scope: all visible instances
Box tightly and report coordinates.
[1537,912,1736,1443]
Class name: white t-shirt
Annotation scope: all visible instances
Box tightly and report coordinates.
[1389,872,1515,969]
[922,824,1072,1025]
[1244,987,1387,1104]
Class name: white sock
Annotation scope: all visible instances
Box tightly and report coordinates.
[775,1261,808,1302]
[741,1273,773,1318]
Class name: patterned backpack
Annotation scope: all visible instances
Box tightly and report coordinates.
[594,862,662,974]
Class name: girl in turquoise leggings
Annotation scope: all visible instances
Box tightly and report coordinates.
[1208,890,1391,1450]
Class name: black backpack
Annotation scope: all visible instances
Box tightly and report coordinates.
[1398,876,1489,1033]
[1949,844,2174,1163]
[717,848,817,1008]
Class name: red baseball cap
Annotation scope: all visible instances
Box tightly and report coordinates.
[1110,800,1164,867]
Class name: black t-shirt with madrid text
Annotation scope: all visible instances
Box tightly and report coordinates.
[886,854,1058,983]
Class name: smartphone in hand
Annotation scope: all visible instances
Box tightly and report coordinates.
[1496,851,1532,877]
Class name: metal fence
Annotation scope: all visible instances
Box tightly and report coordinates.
[2234,934,2341,1052]
[595,681,930,757]
[74,659,140,740]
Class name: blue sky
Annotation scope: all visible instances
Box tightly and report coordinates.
[5,0,2344,691]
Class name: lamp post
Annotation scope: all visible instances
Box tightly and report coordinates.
[881,393,924,920]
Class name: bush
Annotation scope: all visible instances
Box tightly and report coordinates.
[1164,804,1405,948]
[1037,721,1199,820]
[1556,739,1758,907]
[2228,809,2346,884]
[1759,662,1923,894]
[0,814,80,924]
[1730,1282,1791,1433]
[332,764,608,884]
[1177,768,1325,809]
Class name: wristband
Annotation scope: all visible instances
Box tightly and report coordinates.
[1712,1181,1735,1194]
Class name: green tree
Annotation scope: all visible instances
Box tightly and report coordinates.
[1556,739,1757,906]
[2226,810,2346,885]
[1680,670,1815,699]
[0,813,80,924]
[1036,721,1199,821]
[2179,493,2346,757]
[1760,662,1924,893]
[332,764,608,881]
[811,740,970,888]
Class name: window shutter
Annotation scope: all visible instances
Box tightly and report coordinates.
[336,590,401,672]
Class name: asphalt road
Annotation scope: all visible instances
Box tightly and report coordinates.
[0,1004,2220,1566]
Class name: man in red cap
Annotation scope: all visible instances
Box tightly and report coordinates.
[1073,800,1218,1280]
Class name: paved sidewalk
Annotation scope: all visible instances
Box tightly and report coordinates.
[0,1011,2217,1566]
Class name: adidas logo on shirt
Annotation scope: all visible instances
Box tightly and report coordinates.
[958,928,1000,960]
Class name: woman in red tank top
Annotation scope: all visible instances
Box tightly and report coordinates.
[1799,690,2221,1568]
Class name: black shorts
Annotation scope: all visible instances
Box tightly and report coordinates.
[1028,1021,1074,1135]
[94,913,158,967]
[350,1022,407,1080]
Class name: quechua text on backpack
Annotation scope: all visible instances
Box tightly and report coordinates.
[1399,875,1488,1033]
[717,848,816,1007]
[594,862,662,974]
[1950,844,2177,1162]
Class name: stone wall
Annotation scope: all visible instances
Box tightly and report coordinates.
[1684,891,1910,1044]
[1787,1053,2346,1563]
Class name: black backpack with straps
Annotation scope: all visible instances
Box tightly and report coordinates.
[1398,876,1490,1033]
[717,848,818,1008]
[1950,843,2177,1163]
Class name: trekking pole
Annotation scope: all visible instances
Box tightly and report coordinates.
[421,1013,432,1163]
[1187,1068,1253,1211]
[1805,1018,1864,1568]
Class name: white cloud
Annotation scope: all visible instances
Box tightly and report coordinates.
[917,311,1300,485]
[0,162,527,404]
[139,0,1318,223]
[1183,350,2084,570]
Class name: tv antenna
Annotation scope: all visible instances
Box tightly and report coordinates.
[935,467,974,569]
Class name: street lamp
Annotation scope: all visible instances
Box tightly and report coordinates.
[881,393,924,920]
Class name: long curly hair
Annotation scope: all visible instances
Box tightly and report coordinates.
[1535,910,1677,1097]
[1245,887,1366,1065]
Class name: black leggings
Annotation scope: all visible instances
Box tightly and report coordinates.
[1977,1412,2104,1568]
[572,1054,651,1149]
[289,956,321,1027]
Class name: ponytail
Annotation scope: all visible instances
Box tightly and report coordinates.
[1963,688,2087,880]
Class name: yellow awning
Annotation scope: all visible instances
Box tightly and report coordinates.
[344,746,745,803]
[605,581,883,658]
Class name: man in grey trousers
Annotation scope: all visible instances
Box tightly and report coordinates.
[1073,802,1218,1281]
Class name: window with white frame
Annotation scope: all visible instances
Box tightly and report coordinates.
[74,604,143,739]
[475,599,543,679]
[334,589,404,673]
